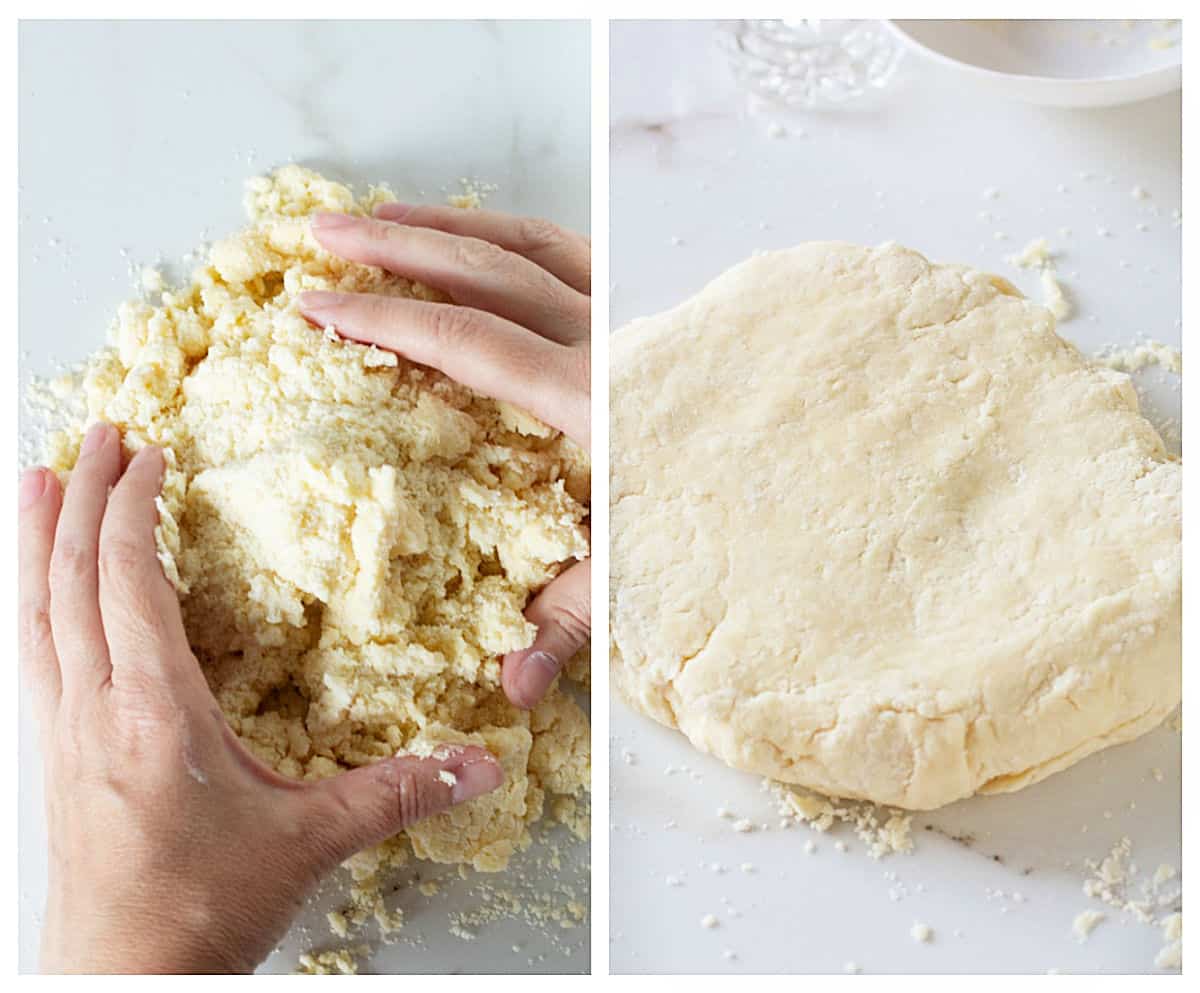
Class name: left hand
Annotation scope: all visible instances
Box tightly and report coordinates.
[19,427,503,973]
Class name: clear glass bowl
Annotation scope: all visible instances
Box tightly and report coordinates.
[717,19,904,108]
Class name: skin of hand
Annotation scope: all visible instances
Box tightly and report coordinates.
[18,424,503,974]
[298,204,591,710]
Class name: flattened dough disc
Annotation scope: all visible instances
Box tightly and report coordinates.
[610,242,1180,810]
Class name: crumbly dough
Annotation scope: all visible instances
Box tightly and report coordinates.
[45,165,590,868]
[610,242,1180,810]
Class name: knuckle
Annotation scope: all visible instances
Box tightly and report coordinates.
[371,218,408,251]
[393,769,431,826]
[515,216,564,254]
[429,304,483,348]
[564,342,590,390]
[451,236,508,274]
[20,600,54,658]
[545,597,591,644]
[99,534,145,580]
[49,539,95,587]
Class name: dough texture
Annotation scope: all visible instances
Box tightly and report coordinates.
[610,242,1179,810]
[45,166,590,868]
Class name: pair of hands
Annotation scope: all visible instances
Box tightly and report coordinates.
[19,203,590,973]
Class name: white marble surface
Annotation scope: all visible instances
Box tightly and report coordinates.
[18,19,590,975]
[609,20,1181,975]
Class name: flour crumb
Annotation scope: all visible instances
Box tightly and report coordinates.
[910,922,933,943]
[700,914,719,929]
[437,769,458,787]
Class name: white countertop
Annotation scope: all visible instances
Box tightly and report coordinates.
[609,20,1181,975]
[18,19,590,975]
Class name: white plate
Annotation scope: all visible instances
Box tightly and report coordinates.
[889,19,1182,107]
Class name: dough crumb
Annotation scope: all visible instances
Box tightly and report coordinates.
[910,922,933,943]
[767,781,913,858]
[296,945,369,974]
[1073,909,1106,941]
[1007,236,1053,270]
[1094,340,1182,375]
[1156,912,1182,969]
[446,177,497,210]
[1040,268,1072,321]
[700,914,720,929]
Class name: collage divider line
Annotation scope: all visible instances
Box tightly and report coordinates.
[588,13,611,979]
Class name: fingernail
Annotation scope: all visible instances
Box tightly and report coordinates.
[515,650,561,709]
[448,756,504,804]
[79,423,112,457]
[298,290,343,311]
[374,202,414,222]
[18,468,47,510]
[311,212,359,230]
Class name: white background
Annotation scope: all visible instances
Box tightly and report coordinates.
[609,20,1181,975]
[17,19,591,975]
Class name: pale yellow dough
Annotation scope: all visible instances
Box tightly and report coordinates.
[610,242,1179,810]
[46,165,590,868]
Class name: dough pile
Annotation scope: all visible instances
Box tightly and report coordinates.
[45,166,591,871]
[611,242,1179,810]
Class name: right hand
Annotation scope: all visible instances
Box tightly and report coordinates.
[300,204,592,711]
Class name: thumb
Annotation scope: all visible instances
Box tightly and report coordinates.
[300,746,503,868]
[502,557,590,710]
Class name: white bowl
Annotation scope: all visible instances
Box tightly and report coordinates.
[888,19,1182,108]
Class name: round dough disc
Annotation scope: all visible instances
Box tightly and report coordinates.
[610,242,1180,810]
